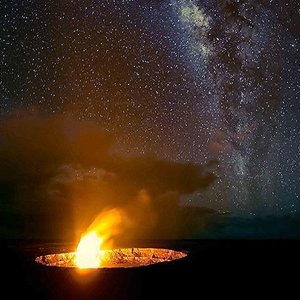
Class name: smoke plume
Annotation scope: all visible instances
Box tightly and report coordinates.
[0,114,216,241]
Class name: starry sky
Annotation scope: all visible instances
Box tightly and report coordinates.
[0,0,299,216]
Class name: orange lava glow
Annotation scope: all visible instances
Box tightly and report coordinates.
[74,231,103,269]
[35,209,187,269]
[35,248,187,268]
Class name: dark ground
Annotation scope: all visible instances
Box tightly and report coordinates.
[1,240,299,299]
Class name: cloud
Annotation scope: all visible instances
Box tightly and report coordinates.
[0,114,216,241]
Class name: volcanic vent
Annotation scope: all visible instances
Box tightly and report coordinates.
[35,248,187,268]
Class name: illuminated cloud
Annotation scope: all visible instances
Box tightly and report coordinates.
[0,114,216,239]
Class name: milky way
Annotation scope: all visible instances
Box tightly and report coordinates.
[0,0,299,214]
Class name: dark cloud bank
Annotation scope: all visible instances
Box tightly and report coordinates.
[0,115,216,241]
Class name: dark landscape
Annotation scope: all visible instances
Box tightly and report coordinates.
[1,238,299,299]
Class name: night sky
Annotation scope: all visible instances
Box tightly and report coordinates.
[0,0,299,222]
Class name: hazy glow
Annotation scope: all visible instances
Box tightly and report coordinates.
[74,209,125,269]
[75,232,103,269]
